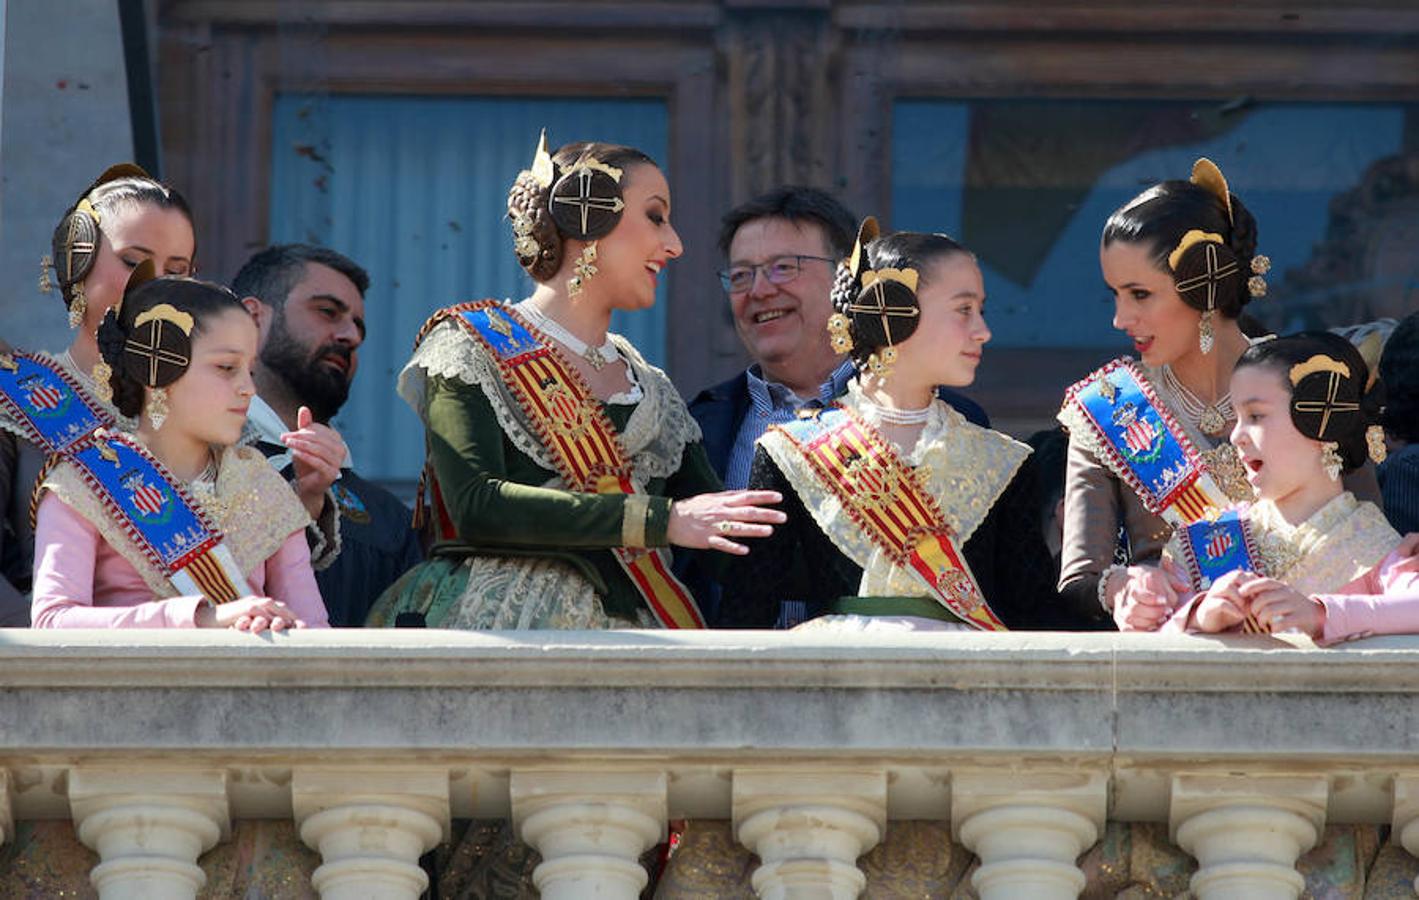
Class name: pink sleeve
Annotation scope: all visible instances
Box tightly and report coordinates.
[1161,592,1208,633]
[31,493,206,629]
[263,530,330,628]
[1318,551,1419,644]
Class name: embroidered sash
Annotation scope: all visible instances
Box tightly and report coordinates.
[772,406,1007,631]
[1173,509,1261,590]
[1060,358,1230,527]
[66,431,252,604]
[426,300,704,629]
[0,351,112,453]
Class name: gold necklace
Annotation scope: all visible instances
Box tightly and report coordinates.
[1162,365,1232,437]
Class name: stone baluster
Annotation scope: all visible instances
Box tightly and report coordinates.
[733,769,886,899]
[1391,774,1419,893]
[293,768,449,900]
[952,771,1106,900]
[510,770,667,900]
[1171,774,1327,900]
[68,769,229,900]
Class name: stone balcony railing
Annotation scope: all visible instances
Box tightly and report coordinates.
[4,629,1419,899]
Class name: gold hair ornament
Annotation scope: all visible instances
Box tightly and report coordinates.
[860,268,920,292]
[1167,230,1225,271]
[39,255,55,294]
[1190,158,1233,226]
[827,313,854,354]
[528,129,555,190]
[134,304,195,336]
[1289,355,1350,386]
[1248,254,1271,298]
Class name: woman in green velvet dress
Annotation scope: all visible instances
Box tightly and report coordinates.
[367,135,782,631]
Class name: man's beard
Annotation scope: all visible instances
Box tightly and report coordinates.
[261,314,353,423]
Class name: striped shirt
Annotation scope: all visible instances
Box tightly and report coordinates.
[724,360,857,491]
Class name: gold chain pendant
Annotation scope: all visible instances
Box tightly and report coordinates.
[1198,405,1227,437]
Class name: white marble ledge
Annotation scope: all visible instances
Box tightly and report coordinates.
[4,628,1419,690]
[3,630,1419,827]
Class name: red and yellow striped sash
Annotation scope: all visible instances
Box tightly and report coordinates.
[432,301,705,629]
[776,407,1007,631]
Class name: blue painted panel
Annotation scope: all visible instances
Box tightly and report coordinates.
[891,99,1407,349]
[269,94,669,482]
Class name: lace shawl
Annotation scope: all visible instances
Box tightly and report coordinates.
[759,382,1030,597]
[40,444,311,599]
[397,308,702,487]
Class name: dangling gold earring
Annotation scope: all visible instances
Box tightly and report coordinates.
[92,360,114,403]
[1321,441,1343,482]
[1198,308,1215,354]
[67,284,87,330]
[145,387,169,431]
[567,241,598,298]
[39,255,55,294]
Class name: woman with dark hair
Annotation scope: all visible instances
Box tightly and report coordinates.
[367,132,783,631]
[1379,311,1419,534]
[718,218,1061,631]
[30,266,327,629]
[1166,331,1416,639]
[0,164,195,626]
[1057,158,1272,631]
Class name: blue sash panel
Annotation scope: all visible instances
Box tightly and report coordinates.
[0,352,111,453]
[1177,509,1259,590]
[459,305,542,361]
[775,406,840,445]
[1073,361,1204,514]
[68,434,220,574]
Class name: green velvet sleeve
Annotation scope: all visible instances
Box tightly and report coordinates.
[424,376,675,548]
[664,439,723,500]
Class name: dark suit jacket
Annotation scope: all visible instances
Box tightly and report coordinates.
[680,369,991,626]
[687,370,990,483]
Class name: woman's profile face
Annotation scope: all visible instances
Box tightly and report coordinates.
[580,163,682,312]
[159,307,258,448]
[1101,240,1202,367]
[894,253,990,388]
[80,203,195,334]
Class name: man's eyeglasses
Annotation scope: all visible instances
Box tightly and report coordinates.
[718,255,837,294]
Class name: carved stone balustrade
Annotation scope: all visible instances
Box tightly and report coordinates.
[3,630,1419,897]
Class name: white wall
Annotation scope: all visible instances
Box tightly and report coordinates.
[0,0,132,352]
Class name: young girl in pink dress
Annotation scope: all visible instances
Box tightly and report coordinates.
[1169,331,1418,641]
[30,266,328,630]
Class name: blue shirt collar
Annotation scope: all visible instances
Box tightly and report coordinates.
[745,358,855,415]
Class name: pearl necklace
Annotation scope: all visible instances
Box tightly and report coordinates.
[860,399,932,426]
[519,303,619,371]
[1161,365,1232,437]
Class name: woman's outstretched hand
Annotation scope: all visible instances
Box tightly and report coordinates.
[668,490,786,555]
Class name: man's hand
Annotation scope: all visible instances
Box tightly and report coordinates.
[281,405,344,519]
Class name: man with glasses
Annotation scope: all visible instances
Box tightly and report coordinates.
[686,186,987,625]
[691,186,987,491]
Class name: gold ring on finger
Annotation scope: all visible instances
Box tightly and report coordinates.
[715,521,734,535]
